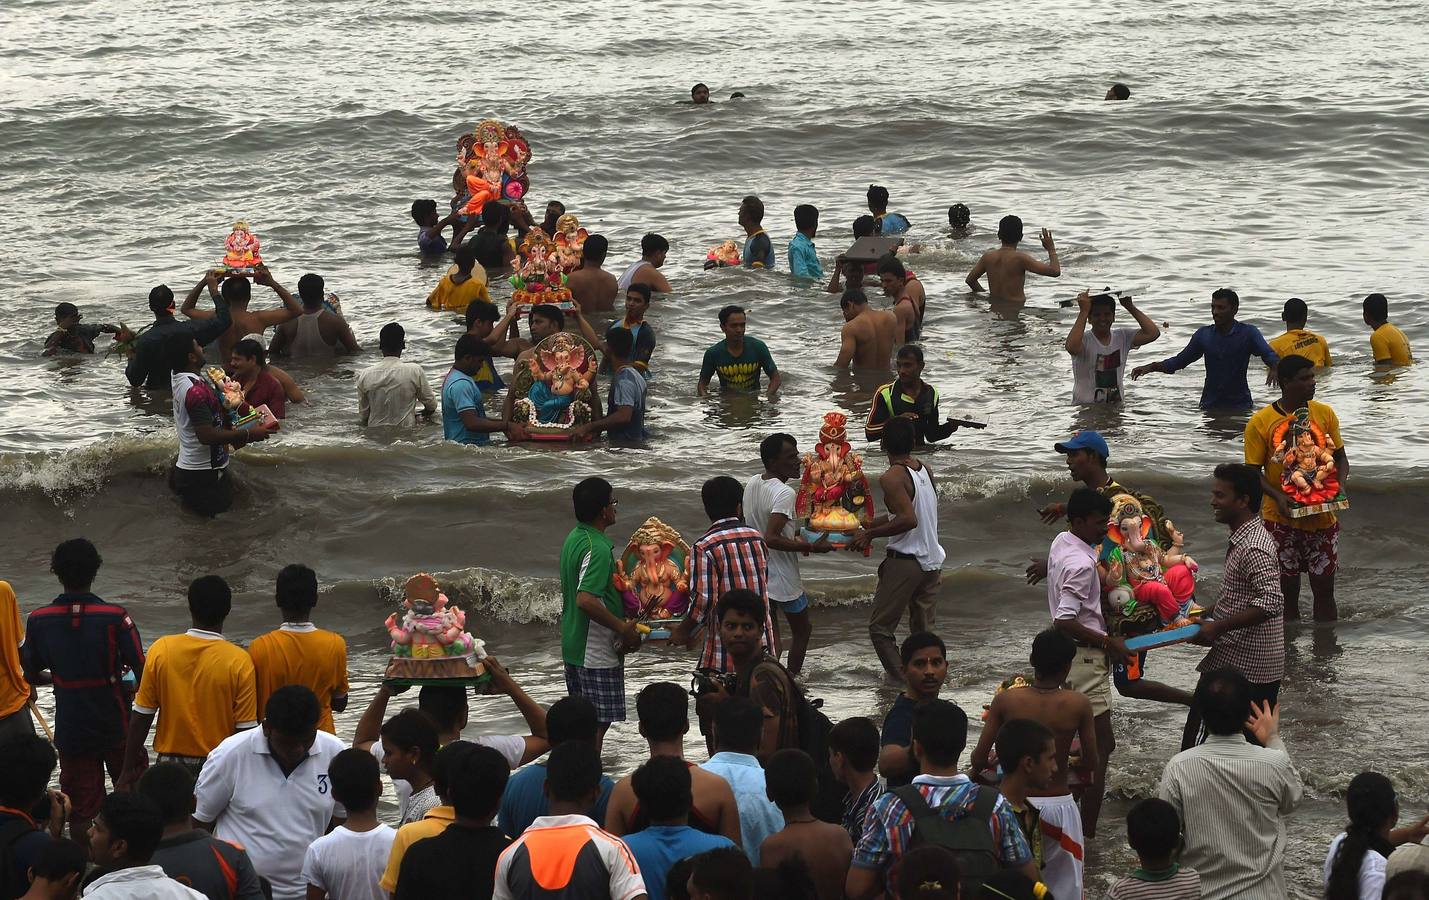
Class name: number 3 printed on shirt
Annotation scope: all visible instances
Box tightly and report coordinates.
[317,774,330,795]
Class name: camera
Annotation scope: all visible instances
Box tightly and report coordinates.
[689,667,737,698]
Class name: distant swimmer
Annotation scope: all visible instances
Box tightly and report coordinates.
[739,195,776,269]
[1364,292,1413,367]
[617,232,673,295]
[42,303,131,357]
[947,203,971,236]
[1106,83,1131,100]
[965,215,1061,303]
[866,185,911,236]
[787,204,823,280]
[729,91,746,99]
[835,289,898,370]
[877,256,926,342]
[1266,297,1330,383]
[566,233,620,313]
[691,83,711,104]
[1130,288,1278,410]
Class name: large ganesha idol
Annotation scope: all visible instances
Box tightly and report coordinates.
[614,517,691,640]
[383,573,488,684]
[795,411,876,549]
[456,119,531,217]
[1270,407,1349,516]
[219,220,262,274]
[510,227,574,308]
[510,332,597,440]
[1099,495,1200,640]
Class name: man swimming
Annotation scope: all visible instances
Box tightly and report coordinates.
[965,215,1061,303]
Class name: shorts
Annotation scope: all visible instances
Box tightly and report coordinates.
[169,466,233,518]
[1028,794,1084,900]
[1265,520,1339,577]
[1065,647,1112,716]
[563,663,626,725]
[1112,651,1150,690]
[773,593,810,615]
[59,746,134,821]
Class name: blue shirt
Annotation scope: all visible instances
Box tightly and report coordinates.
[877,212,912,236]
[623,826,736,900]
[1161,322,1279,409]
[699,752,784,864]
[787,233,823,279]
[607,366,648,442]
[742,231,776,269]
[441,368,489,445]
[416,226,447,255]
[497,762,615,838]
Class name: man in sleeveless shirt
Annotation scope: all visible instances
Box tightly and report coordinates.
[269,273,358,359]
[848,417,947,679]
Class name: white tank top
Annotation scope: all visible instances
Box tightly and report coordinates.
[616,259,651,292]
[886,462,945,570]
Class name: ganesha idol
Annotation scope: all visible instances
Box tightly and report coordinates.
[456,119,531,217]
[510,228,573,308]
[703,240,740,270]
[1270,407,1348,516]
[794,411,876,549]
[1100,495,1199,635]
[219,221,262,274]
[551,214,589,274]
[614,518,691,639]
[510,332,597,440]
[383,573,488,683]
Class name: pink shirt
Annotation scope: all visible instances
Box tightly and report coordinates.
[1047,531,1105,635]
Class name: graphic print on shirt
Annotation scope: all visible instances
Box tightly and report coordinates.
[1093,346,1123,403]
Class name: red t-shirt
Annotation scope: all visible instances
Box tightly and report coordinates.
[242,371,286,419]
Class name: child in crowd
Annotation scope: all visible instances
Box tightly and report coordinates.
[426,244,492,313]
[758,749,851,900]
[826,716,883,845]
[1106,797,1201,899]
[300,748,395,900]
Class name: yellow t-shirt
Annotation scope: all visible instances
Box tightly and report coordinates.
[1244,399,1343,530]
[0,582,30,719]
[133,631,257,757]
[379,805,456,892]
[427,273,492,312]
[1370,323,1412,366]
[1268,329,1331,369]
[248,626,349,734]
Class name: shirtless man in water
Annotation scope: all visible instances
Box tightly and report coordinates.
[566,233,619,313]
[182,267,302,360]
[836,289,898,369]
[965,215,1061,303]
[877,256,925,342]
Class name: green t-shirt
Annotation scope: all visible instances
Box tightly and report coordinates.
[700,337,777,392]
[559,523,623,668]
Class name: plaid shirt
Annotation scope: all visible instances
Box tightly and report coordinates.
[1199,518,1285,682]
[688,518,775,672]
[852,774,1032,885]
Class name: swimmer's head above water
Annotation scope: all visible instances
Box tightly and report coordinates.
[691,83,710,104]
[948,203,970,229]
[852,215,877,239]
[1106,82,1131,101]
[998,215,1023,246]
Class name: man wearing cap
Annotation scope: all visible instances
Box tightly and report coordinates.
[126,273,233,390]
[1265,297,1330,383]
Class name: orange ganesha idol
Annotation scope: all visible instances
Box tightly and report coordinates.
[456,118,531,217]
[220,220,262,274]
[795,411,876,549]
[613,517,691,640]
[1270,406,1348,516]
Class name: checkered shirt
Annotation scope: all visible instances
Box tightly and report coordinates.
[1199,518,1285,682]
[688,518,776,672]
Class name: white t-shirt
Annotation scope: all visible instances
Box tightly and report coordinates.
[1323,832,1387,900]
[300,824,396,900]
[743,474,803,602]
[171,371,229,471]
[369,734,527,822]
[1071,327,1136,404]
[194,728,348,900]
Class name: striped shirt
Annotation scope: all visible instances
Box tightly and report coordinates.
[1198,519,1285,682]
[1105,864,1202,899]
[493,814,645,900]
[1158,734,1302,900]
[687,518,776,672]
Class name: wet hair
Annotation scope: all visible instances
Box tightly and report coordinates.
[729,91,746,100]
[582,233,609,264]
[765,749,818,808]
[327,747,381,813]
[379,322,405,353]
[1090,293,1116,314]
[636,681,690,742]
[978,870,1047,899]
[411,198,438,224]
[896,344,925,365]
[1195,668,1252,736]
[1364,292,1389,322]
[54,302,79,320]
[1276,353,1314,386]
[642,233,670,255]
[867,184,890,210]
[547,695,599,746]
[897,844,962,900]
[232,338,266,368]
[759,432,796,466]
[740,195,765,224]
[996,718,1055,776]
[900,631,947,667]
[0,734,57,807]
[1030,627,1077,677]
[751,858,819,900]
[417,685,466,732]
[714,697,763,754]
[297,273,324,306]
[717,304,744,327]
[572,476,614,523]
[449,742,510,820]
[852,215,878,238]
[631,755,693,822]
[840,288,869,310]
[625,282,653,303]
[275,563,318,615]
[163,330,197,374]
[29,838,86,883]
[715,588,764,626]
[912,699,968,768]
[878,254,907,279]
[948,203,970,228]
[187,575,232,627]
[1125,797,1181,861]
[691,83,708,96]
[998,215,1024,245]
[98,793,164,863]
[480,202,509,230]
[1211,287,1240,309]
[1066,486,1113,523]
[148,284,175,314]
[1282,297,1308,324]
[221,277,251,304]
[51,538,101,590]
[432,740,479,800]
[546,740,602,803]
[380,709,440,773]
[794,204,819,232]
[689,846,753,900]
[136,763,195,824]
[606,326,635,360]
[454,333,486,362]
[265,685,321,736]
[454,242,479,273]
[1213,462,1264,512]
[701,475,744,520]
[1109,82,1131,100]
[530,304,565,330]
[827,717,880,772]
[464,299,500,326]
[1327,772,1399,900]
[882,416,916,456]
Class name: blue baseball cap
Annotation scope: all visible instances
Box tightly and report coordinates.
[1054,431,1109,459]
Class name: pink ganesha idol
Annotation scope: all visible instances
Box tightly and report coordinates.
[220,220,263,274]
[383,573,487,682]
[613,517,691,640]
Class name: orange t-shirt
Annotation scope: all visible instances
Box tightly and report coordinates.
[248,625,348,734]
[133,630,257,757]
[0,582,30,719]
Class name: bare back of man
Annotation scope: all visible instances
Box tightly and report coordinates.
[604,765,742,844]
[567,266,619,313]
[893,277,926,342]
[966,229,1060,303]
[981,686,1095,796]
[760,821,854,900]
[629,264,672,294]
[838,308,899,369]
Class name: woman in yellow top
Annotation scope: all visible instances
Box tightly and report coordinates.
[426,244,492,313]
[1364,293,1413,366]
[0,581,33,739]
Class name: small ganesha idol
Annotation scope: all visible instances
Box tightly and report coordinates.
[614,517,691,640]
[551,214,589,274]
[795,411,876,548]
[510,332,597,440]
[383,573,488,683]
[704,239,741,270]
[1270,406,1349,517]
[220,220,263,274]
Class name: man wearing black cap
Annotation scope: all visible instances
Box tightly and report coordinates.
[125,272,232,390]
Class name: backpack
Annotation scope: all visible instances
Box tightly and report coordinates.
[891,783,1000,892]
[0,817,38,900]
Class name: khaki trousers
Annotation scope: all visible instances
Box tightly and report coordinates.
[869,555,942,677]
